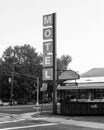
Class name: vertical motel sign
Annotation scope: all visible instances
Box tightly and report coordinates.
[43,13,57,114]
[43,14,53,80]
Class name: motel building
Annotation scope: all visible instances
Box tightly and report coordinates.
[58,68,104,115]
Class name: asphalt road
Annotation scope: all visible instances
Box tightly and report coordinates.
[0,122,97,130]
[0,104,104,130]
[0,103,53,114]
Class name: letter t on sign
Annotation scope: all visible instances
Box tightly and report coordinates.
[43,41,53,53]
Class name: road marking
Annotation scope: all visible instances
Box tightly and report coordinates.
[0,123,58,130]
[1,109,21,111]
[0,119,25,124]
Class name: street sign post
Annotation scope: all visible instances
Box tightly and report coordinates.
[41,83,47,91]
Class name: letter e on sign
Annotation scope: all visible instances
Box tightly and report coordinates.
[43,54,53,67]
[43,14,53,27]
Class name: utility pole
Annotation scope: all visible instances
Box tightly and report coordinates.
[36,77,39,105]
[36,77,39,113]
[10,52,15,106]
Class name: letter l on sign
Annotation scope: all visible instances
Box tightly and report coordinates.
[43,68,53,80]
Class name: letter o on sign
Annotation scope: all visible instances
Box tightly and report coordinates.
[43,27,53,40]
[45,29,51,37]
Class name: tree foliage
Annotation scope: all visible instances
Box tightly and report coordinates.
[3,44,42,76]
[0,44,43,102]
[57,55,72,77]
[0,44,72,103]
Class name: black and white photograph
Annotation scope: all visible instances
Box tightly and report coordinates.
[0,0,104,129]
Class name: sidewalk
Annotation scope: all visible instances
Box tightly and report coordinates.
[1,111,104,129]
[32,110,104,123]
[29,111,104,130]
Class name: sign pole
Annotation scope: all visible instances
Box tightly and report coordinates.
[53,13,57,114]
[36,77,39,113]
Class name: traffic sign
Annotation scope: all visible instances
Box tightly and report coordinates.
[41,83,47,91]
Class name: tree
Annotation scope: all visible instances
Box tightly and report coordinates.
[0,44,72,103]
[47,54,72,101]
[57,55,72,77]
[1,44,43,102]
[3,44,42,76]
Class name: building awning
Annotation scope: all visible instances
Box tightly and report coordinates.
[58,82,104,90]
[64,77,104,84]
[59,70,79,80]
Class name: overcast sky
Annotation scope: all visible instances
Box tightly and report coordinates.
[0,0,104,74]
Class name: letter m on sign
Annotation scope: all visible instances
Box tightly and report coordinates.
[43,14,53,27]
